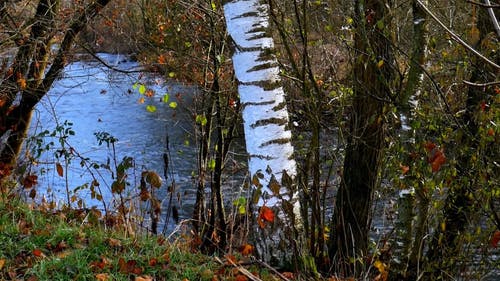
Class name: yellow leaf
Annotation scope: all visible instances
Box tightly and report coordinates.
[146,105,157,113]
[374,260,386,273]
[17,77,27,89]
[0,259,5,270]
[377,60,384,68]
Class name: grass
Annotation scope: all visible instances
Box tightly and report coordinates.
[0,193,220,281]
[0,192,290,281]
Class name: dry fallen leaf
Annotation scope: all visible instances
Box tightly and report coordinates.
[239,244,254,256]
[135,276,153,281]
[95,273,109,281]
[107,238,122,247]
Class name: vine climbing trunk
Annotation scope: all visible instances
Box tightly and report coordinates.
[223,0,300,266]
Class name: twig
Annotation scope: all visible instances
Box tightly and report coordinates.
[463,79,500,87]
[484,0,500,38]
[466,0,500,8]
[416,0,500,69]
[250,257,291,281]
[214,256,263,281]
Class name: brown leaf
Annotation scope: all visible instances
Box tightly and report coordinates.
[430,149,446,172]
[56,162,64,177]
[95,273,110,281]
[107,238,122,247]
[235,275,248,281]
[23,174,38,189]
[399,164,410,175]
[118,258,143,275]
[491,230,500,248]
[239,244,254,256]
[282,272,294,279]
[135,276,153,281]
[0,259,5,270]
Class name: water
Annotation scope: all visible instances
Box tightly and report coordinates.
[27,54,201,233]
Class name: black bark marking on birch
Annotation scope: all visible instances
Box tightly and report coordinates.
[230,12,259,20]
[250,117,287,128]
[272,101,286,111]
[241,100,275,110]
[260,137,291,147]
[249,154,275,160]
[248,62,279,72]
[239,80,281,90]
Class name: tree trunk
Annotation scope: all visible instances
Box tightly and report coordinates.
[0,0,111,181]
[223,0,300,266]
[330,0,394,276]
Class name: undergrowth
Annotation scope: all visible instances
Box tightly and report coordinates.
[0,192,285,281]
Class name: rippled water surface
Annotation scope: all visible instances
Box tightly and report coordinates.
[28,54,203,233]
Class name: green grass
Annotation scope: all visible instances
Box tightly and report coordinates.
[0,195,220,281]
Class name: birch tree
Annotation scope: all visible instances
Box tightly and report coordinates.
[223,0,300,265]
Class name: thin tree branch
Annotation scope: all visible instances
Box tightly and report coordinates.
[463,79,500,87]
[484,0,500,37]
[416,0,500,69]
[466,0,500,8]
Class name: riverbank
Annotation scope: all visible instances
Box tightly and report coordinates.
[0,190,306,281]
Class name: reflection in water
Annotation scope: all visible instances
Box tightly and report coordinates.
[27,54,202,233]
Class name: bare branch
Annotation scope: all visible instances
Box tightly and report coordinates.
[416,0,500,69]
[466,0,500,8]
[484,0,500,38]
[463,79,500,87]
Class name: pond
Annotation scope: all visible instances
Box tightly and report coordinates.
[26,54,213,234]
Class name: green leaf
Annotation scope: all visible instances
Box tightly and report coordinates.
[168,72,175,78]
[184,41,192,48]
[211,1,216,11]
[207,158,216,170]
[376,20,384,30]
[169,101,178,109]
[139,84,146,95]
[162,94,169,103]
[146,105,157,112]
[195,114,207,126]
[132,82,139,89]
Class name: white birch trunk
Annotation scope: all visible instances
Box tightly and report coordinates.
[223,0,300,265]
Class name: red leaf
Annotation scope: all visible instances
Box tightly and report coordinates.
[429,149,446,172]
[399,164,410,175]
[260,206,275,223]
[32,249,44,257]
[491,230,500,248]
[480,101,487,111]
[235,274,248,281]
[424,141,436,152]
